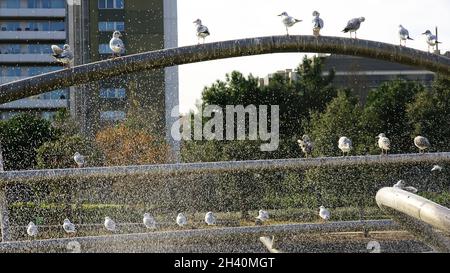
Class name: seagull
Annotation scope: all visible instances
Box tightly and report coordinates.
[376,133,391,155]
[393,180,418,193]
[193,19,210,44]
[73,152,85,168]
[342,17,365,39]
[255,210,269,225]
[143,213,157,229]
[297,135,314,158]
[278,12,302,36]
[319,206,330,221]
[62,219,76,234]
[109,31,125,58]
[104,217,116,232]
[338,136,352,156]
[431,165,443,172]
[176,213,187,227]
[399,25,414,46]
[422,30,442,53]
[205,212,216,226]
[312,11,324,37]
[27,222,38,237]
[51,44,73,68]
[414,136,430,154]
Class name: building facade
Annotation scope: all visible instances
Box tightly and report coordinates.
[0,0,69,120]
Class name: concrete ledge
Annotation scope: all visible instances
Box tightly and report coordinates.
[0,152,449,182]
[1,35,449,104]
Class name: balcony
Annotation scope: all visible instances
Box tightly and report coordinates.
[0,30,66,41]
[0,54,55,63]
[0,9,66,18]
[0,98,67,109]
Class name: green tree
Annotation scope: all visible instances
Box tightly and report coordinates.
[307,90,364,157]
[407,77,450,151]
[361,79,424,154]
[0,114,57,170]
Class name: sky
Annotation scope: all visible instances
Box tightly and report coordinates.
[176,0,450,113]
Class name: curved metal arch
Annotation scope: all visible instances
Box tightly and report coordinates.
[1,35,450,104]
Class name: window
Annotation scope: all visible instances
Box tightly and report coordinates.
[98,44,112,54]
[99,88,126,99]
[98,0,124,9]
[98,21,125,32]
[100,111,126,121]
[6,0,20,8]
[39,89,67,100]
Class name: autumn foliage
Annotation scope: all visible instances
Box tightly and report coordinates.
[95,124,170,166]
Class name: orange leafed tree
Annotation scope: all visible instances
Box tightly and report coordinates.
[95,124,170,166]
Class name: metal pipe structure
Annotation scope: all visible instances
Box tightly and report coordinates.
[0,220,399,253]
[1,35,449,104]
[1,152,449,181]
[376,187,450,252]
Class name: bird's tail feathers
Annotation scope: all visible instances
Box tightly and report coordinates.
[407,37,414,40]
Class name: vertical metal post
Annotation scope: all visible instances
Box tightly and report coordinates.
[435,26,439,52]
[0,142,4,172]
[0,185,11,242]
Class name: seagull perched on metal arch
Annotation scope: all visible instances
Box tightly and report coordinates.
[398,25,414,47]
[312,11,324,37]
[51,44,73,68]
[193,19,210,44]
[278,12,302,36]
[109,31,125,58]
[342,17,365,39]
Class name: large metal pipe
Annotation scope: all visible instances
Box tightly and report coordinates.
[376,187,450,252]
[1,35,449,104]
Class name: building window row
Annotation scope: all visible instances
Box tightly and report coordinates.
[0,66,62,77]
[98,0,124,9]
[98,21,125,32]
[99,88,126,99]
[0,44,61,54]
[100,110,126,121]
[0,21,65,32]
[0,0,66,9]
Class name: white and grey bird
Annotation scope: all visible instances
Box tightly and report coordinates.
[193,19,210,44]
[204,212,216,226]
[297,135,314,158]
[393,180,418,193]
[27,222,38,237]
[398,25,414,46]
[109,31,125,57]
[143,213,157,229]
[256,210,270,222]
[176,213,187,227]
[73,152,85,168]
[104,217,116,232]
[422,30,442,53]
[338,136,352,156]
[51,44,73,67]
[414,136,430,153]
[342,17,365,39]
[312,11,324,37]
[376,133,391,155]
[62,219,76,234]
[431,165,443,172]
[319,206,330,221]
[278,12,302,36]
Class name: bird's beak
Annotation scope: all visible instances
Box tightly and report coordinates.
[277,14,282,16]
[422,32,426,35]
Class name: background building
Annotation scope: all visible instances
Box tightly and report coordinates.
[0,0,68,120]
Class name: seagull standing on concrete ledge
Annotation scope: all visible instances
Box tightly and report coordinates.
[63,219,76,234]
[104,217,116,232]
[414,136,430,154]
[73,152,85,168]
[176,213,187,227]
[399,25,414,46]
[422,30,442,53]
[431,165,443,172]
[393,180,418,193]
[297,135,314,158]
[27,222,38,237]
[278,12,302,36]
[205,212,216,226]
[193,19,210,44]
[51,44,73,68]
[338,136,352,156]
[376,133,391,155]
[342,17,365,39]
[143,213,157,229]
[312,11,324,37]
[109,31,125,58]
[255,210,269,225]
[319,206,330,221]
